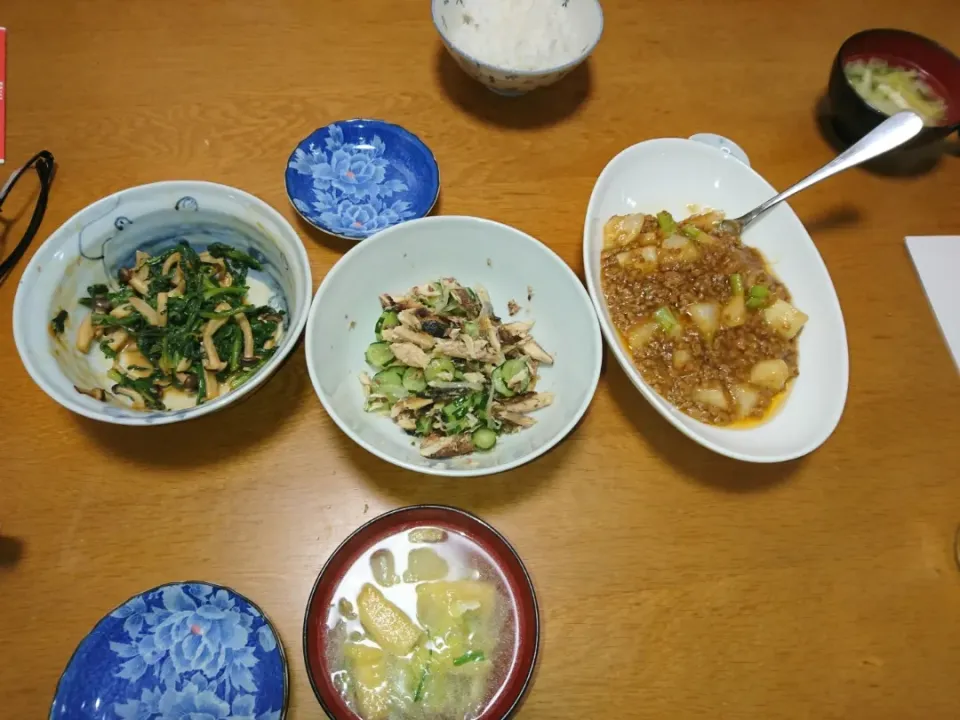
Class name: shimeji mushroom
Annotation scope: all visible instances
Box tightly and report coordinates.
[112,384,146,409]
[74,386,106,402]
[201,303,232,371]
[75,314,95,353]
[127,297,162,326]
[233,310,256,362]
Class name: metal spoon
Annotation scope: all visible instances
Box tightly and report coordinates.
[720,111,924,234]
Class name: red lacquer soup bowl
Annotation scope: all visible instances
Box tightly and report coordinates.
[303,505,540,719]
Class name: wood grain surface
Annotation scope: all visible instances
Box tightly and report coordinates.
[2,1,959,718]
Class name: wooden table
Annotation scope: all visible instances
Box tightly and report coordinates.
[2,1,959,718]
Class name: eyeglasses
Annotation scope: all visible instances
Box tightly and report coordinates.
[0,150,55,286]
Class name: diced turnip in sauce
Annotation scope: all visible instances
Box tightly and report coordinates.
[731,384,761,417]
[694,387,729,410]
[762,299,809,340]
[749,359,790,391]
[627,322,659,350]
[600,209,805,426]
[721,294,746,328]
[686,303,719,341]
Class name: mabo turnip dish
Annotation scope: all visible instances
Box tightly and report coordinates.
[361,278,555,458]
[600,210,808,426]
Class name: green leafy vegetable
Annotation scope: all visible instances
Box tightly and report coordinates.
[50,309,68,335]
[74,241,281,410]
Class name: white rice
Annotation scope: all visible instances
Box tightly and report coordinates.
[445,0,590,72]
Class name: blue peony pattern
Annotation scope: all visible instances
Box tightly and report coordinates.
[50,582,285,720]
[285,120,439,240]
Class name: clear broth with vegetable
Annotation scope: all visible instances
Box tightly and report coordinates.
[325,527,516,720]
[844,57,948,126]
[600,210,808,426]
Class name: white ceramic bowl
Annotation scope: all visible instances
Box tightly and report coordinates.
[583,138,850,463]
[306,215,602,477]
[13,180,312,426]
[432,0,603,96]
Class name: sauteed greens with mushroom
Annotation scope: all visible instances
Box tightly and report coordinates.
[361,278,554,458]
[71,241,284,410]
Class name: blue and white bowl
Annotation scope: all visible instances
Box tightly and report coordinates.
[50,582,287,720]
[285,119,440,241]
[432,0,604,96]
[12,180,312,426]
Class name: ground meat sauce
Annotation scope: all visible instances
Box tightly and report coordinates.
[600,211,803,425]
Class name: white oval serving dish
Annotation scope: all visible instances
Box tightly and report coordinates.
[583,138,849,462]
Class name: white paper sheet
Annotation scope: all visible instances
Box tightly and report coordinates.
[906,236,960,371]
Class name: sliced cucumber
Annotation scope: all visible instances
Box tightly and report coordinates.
[374,311,399,340]
[491,366,514,397]
[497,359,530,395]
[365,342,395,369]
[373,368,404,388]
[425,357,456,383]
[472,428,497,450]
[464,321,480,338]
[402,367,427,393]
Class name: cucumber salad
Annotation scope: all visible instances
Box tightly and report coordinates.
[360,278,555,458]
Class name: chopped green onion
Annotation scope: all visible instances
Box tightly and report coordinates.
[453,650,485,666]
[746,296,769,310]
[656,211,676,235]
[730,274,744,296]
[680,225,700,239]
[748,285,769,299]
[413,668,428,702]
[653,306,678,332]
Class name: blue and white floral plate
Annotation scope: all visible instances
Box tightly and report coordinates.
[285,119,440,240]
[50,582,287,720]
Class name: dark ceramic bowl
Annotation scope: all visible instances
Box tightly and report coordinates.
[828,28,960,145]
[303,505,540,720]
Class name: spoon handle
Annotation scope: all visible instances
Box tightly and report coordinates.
[738,111,924,229]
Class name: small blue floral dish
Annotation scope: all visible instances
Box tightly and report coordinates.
[50,582,287,720]
[285,119,440,241]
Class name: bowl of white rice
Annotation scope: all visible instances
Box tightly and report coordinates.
[432,0,604,96]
